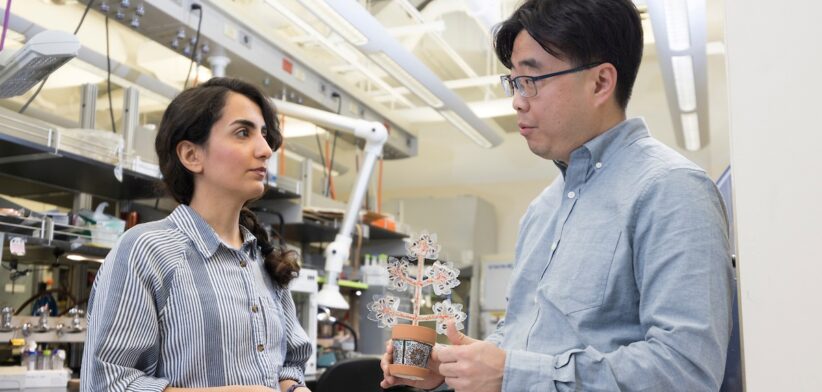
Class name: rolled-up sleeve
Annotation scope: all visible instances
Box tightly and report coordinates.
[484,318,506,348]
[81,232,174,392]
[501,169,734,391]
[278,288,312,384]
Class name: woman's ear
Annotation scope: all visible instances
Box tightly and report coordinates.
[176,140,204,174]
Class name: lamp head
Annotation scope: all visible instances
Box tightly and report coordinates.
[0,30,81,98]
[317,283,350,310]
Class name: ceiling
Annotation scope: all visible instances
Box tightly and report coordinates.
[1,0,730,203]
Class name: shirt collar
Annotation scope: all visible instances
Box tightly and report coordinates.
[553,118,648,179]
[168,204,258,259]
[580,117,649,168]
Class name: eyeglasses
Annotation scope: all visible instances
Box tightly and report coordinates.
[500,62,605,98]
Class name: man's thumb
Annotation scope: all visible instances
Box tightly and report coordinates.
[445,319,474,345]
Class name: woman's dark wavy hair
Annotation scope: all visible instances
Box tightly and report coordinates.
[155,77,299,286]
[493,0,643,109]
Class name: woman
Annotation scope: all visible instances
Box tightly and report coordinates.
[81,78,311,392]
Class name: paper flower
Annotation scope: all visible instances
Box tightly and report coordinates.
[367,295,401,328]
[405,231,441,260]
[387,257,411,292]
[368,231,467,334]
[424,260,460,296]
[432,299,467,335]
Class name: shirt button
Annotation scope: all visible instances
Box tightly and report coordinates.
[251,305,259,313]
[256,344,264,352]
[240,260,247,268]
[550,242,557,251]
[567,191,576,199]
[595,162,603,169]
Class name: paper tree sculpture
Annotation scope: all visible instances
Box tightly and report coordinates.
[367,231,467,380]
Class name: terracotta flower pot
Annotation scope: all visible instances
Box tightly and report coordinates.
[389,324,437,380]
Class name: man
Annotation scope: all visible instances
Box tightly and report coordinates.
[381,0,734,391]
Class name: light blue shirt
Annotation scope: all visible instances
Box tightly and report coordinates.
[81,205,311,391]
[486,118,734,391]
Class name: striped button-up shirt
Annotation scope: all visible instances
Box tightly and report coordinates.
[81,205,311,391]
[486,118,733,391]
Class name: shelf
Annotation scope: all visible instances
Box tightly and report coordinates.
[0,130,301,206]
[368,225,407,240]
[284,221,407,244]
[317,276,368,290]
[1,232,109,265]
[0,133,161,203]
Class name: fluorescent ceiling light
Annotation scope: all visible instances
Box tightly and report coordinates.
[663,0,691,51]
[369,52,443,108]
[66,253,104,263]
[439,110,493,148]
[265,0,413,107]
[681,112,701,151]
[298,0,368,46]
[671,55,696,111]
[0,30,81,98]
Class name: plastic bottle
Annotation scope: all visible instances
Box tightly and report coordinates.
[35,345,45,370]
[22,341,37,371]
[52,349,65,370]
[41,349,52,370]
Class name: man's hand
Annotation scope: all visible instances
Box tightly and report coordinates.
[437,321,505,392]
[380,338,445,391]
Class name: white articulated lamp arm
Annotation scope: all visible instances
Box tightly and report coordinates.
[272,99,388,310]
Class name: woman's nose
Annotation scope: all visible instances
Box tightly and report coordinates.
[256,134,273,159]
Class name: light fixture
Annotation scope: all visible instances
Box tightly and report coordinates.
[298,0,368,46]
[264,0,413,108]
[317,280,350,310]
[0,30,81,98]
[663,0,691,51]
[267,0,503,147]
[647,0,709,151]
[439,110,493,148]
[671,55,696,111]
[274,99,389,310]
[681,112,700,151]
[66,254,105,263]
[369,52,444,108]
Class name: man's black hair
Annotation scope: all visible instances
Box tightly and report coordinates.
[494,0,644,109]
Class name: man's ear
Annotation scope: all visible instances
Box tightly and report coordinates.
[176,140,204,174]
[592,63,618,108]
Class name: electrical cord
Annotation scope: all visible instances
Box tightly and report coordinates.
[324,93,342,197]
[0,0,12,52]
[183,3,203,89]
[104,13,116,133]
[19,0,95,114]
[333,320,358,352]
[313,124,328,194]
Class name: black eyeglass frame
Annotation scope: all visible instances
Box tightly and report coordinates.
[500,61,606,97]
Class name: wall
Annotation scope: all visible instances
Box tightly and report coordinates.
[725,1,822,390]
[383,178,552,257]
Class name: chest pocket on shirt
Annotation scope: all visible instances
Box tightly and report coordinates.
[542,229,621,315]
[259,291,285,349]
